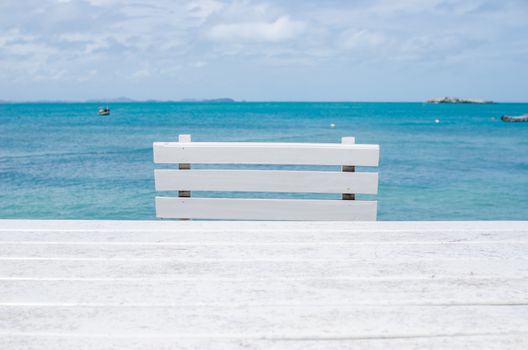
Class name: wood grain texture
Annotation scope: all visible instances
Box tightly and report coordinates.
[0,258,525,279]
[153,142,380,166]
[1,278,527,306]
[1,304,527,335]
[155,197,377,221]
[1,220,527,349]
[1,334,526,350]
[1,241,527,260]
[155,169,378,194]
[154,137,379,220]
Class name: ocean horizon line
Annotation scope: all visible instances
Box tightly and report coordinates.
[1,99,527,104]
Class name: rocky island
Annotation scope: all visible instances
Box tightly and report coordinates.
[426,97,495,104]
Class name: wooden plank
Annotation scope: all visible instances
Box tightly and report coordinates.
[0,304,527,336]
[155,197,377,221]
[2,220,526,232]
[1,278,527,306]
[155,169,378,194]
[0,258,525,279]
[0,221,527,243]
[1,334,526,350]
[0,220,527,349]
[1,242,527,260]
[153,142,380,166]
[1,230,526,243]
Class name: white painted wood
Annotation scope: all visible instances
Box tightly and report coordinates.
[154,137,379,220]
[178,134,191,142]
[1,241,527,261]
[1,257,525,279]
[341,136,355,144]
[176,135,192,202]
[2,278,527,306]
[1,220,527,242]
[0,220,527,349]
[155,197,377,221]
[341,136,357,200]
[1,219,526,231]
[155,169,378,194]
[1,304,527,336]
[153,142,380,166]
[1,334,525,350]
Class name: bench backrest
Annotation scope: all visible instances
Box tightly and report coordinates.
[153,135,380,221]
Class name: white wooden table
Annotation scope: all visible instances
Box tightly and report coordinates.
[0,220,527,349]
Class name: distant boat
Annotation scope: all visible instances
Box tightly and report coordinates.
[501,114,528,122]
[98,107,110,116]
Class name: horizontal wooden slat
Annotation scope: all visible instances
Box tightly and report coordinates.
[1,242,527,260]
[2,278,527,306]
[153,142,379,166]
[0,231,525,243]
[155,169,378,194]
[156,197,377,221]
[1,334,526,350]
[0,221,526,242]
[1,305,527,336]
[0,258,525,279]
[1,220,525,232]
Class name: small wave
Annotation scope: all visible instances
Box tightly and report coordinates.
[0,147,152,161]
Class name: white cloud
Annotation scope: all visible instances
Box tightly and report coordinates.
[191,61,207,67]
[339,29,385,50]
[59,32,111,54]
[0,0,527,100]
[208,16,305,42]
[187,0,224,21]
[85,0,116,6]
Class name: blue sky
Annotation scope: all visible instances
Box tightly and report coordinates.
[0,0,527,101]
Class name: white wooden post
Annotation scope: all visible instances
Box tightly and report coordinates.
[178,134,192,220]
[341,137,355,200]
[178,134,191,199]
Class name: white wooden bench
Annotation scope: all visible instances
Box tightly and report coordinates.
[153,135,380,220]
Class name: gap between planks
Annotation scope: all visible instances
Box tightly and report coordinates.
[1,301,528,307]
[0,240,527,245]
[2,276,526,281]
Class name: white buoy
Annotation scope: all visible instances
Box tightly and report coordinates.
[330,123,336,128]
[434,119,440,124]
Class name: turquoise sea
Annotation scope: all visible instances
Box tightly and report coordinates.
[0,102,527,220]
